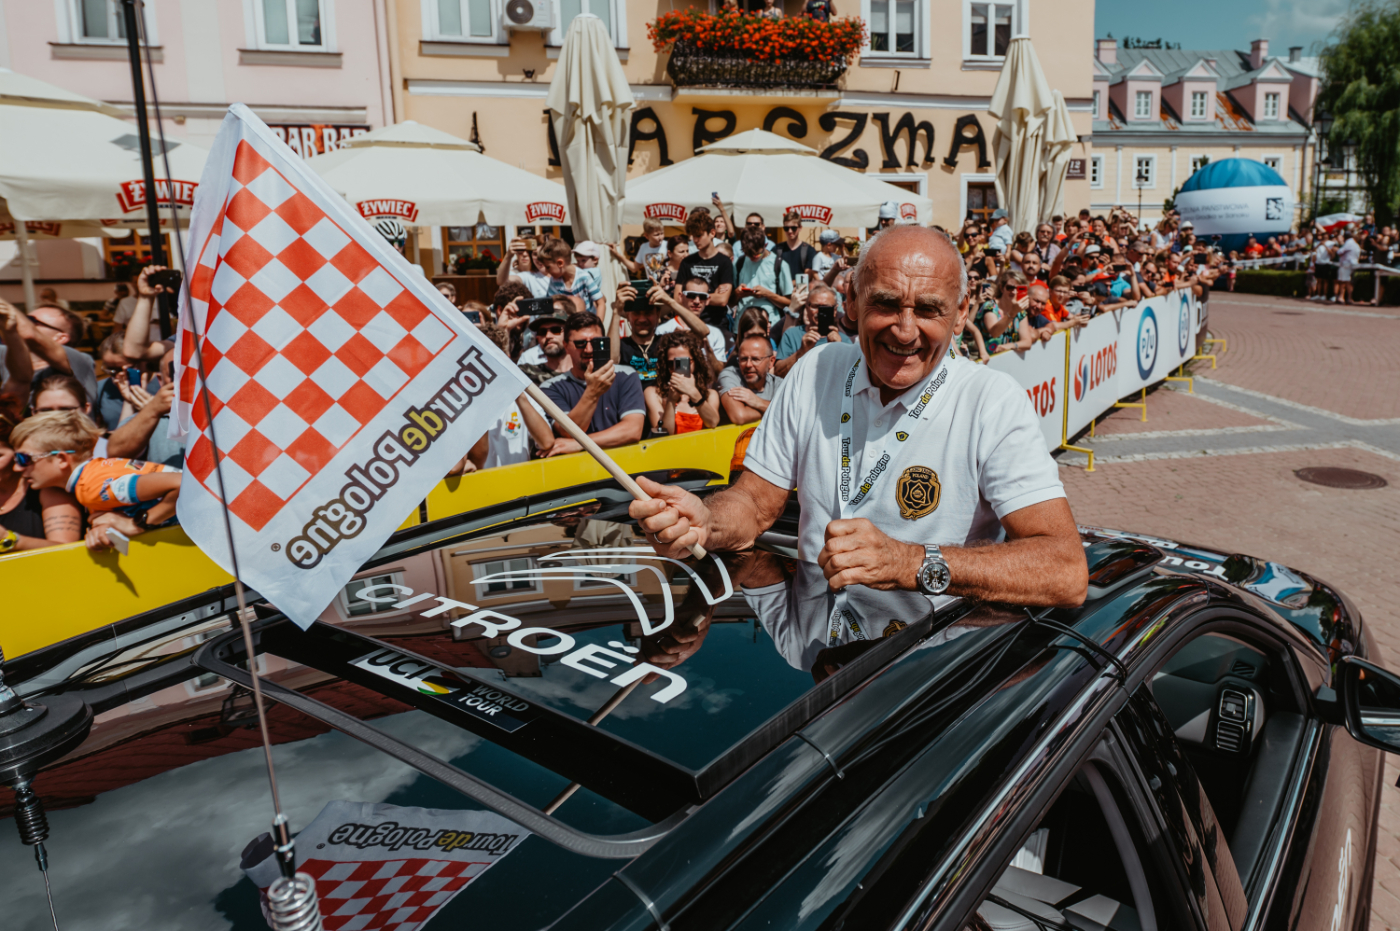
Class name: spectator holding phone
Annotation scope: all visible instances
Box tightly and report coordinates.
[718,335,782,425]
[775,283,849,377]
[644,332,719,436]
[120,264,177,364]
[107,348,182,467]
[976,270,1033,353]
[0,301,34,425]
[540,313,645,455]
[0,414,82,552]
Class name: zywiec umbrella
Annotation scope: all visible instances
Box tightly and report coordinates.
[305,120,570,228]
[547,14,635,318]
[1038,90,1075,225]
[621,129,934,228]
[988,37,1057,235]
[1,68,207,306]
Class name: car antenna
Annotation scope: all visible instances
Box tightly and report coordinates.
[132,5,324,927]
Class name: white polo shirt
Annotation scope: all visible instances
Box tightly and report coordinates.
[744,342,1065,564]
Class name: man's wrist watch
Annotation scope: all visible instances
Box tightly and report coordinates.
[916,543,952,595]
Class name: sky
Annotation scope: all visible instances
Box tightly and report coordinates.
[1094,0,1353,57]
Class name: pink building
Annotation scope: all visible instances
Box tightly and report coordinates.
[0,0,393,300]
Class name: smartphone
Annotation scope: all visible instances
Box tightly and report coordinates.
[463,310,481,324]
[1014,286,1028,301]
[589,337,610,361]
[673,357,692,376]
[795,273,809,288]
[711,191,720,200]
[816,307,835,336]
[629,279,651,294]
[148,268,183,291]
[125,366,142,386]
[146,376,161,392]
[517,297,555,316]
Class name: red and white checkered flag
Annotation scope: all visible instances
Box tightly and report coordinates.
[174,105,529,627]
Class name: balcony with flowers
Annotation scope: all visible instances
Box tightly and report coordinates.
[647,11,867,94]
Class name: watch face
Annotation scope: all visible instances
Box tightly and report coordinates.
[920,560,950,594]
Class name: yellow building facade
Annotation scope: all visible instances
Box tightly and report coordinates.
[381,0,1095,269]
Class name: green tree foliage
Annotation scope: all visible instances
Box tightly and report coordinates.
[1317,0,1400,223]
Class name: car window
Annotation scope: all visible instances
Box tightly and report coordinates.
[1144,629,1309,889]
[962,761,1165,931]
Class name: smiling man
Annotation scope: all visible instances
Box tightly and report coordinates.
[631,226,1087,609]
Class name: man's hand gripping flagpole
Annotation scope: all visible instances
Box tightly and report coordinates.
[522,383,706,561]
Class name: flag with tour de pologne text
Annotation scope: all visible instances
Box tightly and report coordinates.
[173,104,529,627]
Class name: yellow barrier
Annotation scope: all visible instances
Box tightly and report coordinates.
[0,425,748,660]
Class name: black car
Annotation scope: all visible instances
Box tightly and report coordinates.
[2,474,1398,931]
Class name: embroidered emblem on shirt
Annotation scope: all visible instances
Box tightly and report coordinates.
[896,466,940,520]
[895,431,909,441]
[883,619,907,637]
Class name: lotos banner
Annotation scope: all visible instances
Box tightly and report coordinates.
[174,104,530,627]
[1065,313,1122,439]
[987,331,1065,450]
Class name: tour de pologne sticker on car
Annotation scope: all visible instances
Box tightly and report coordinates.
[243,799,527,931]
[352,649,538,732]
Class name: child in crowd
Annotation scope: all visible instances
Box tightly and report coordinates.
[11,410,182,550]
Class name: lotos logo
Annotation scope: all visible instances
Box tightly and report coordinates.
[525,201,567,223]
[1025,377,1057,418]
[786,204,833,225]
[1073,344,1117,402]
[1177,294,1191,357]
[900,203,917,220]
[117,178,197,212]
[643,202,687,222]
[356,199,419,222]
[1136,307,1158,381]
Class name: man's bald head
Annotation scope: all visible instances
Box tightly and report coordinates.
[851,226,968,308]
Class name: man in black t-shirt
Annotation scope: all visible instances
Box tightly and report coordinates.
[772,211,817,283]
[675,210,734,312]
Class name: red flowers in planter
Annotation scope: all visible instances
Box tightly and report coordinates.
[648,10,866,63]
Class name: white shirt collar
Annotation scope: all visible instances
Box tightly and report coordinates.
[851,355,950,414]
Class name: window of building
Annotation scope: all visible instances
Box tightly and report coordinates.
[73,0,126,41]
[340,572,406,618]
[1134,154,1156,189]
[868,0,917,55]
[255,0,326,50]
[1134,90,1153,119]
[965,1,1019,60]
[1263,92,1280,120]
[443,224,505,274]
[1190,90,1207,119]
[103,232,171,278]
[1093,90,1101,119]
[1090,155,1103,189]
[1190,155,1210,174]
[549,0,625,48]
[965,182,998,222]
[474,558,540,595]
[429,0,497,41]
[1263,155,1282,172]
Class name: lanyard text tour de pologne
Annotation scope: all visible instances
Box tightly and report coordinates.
[828,357,949,646]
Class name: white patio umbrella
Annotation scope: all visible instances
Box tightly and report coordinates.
[987,37,1057,235]
[1038,90,1076,224]
[305,120,571,228]
[0,68,208,306]
[547,14,635,316]
[622,129,934,228]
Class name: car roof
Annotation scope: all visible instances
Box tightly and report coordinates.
[0,489,1358,930]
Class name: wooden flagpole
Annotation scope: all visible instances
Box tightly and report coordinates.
[524,383,707,561]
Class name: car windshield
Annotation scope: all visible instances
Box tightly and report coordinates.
[0,508,948,930]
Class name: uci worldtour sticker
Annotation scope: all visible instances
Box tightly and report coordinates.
[352,649,536,732]
[1136,307,1159,381]
[1178,294,1192,357]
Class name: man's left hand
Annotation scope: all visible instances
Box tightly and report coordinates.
[817,518,922,591]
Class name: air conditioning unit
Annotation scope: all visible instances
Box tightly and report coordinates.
[502,0,552,31]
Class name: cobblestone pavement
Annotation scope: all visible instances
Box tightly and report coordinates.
[1054,290,1400,929]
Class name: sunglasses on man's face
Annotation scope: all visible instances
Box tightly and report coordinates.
[784,226,799,232]
[746,220,764,227]
[26,315,63,333]
[682,290,708,301]
[15,450,74,467]
[537,325,563,336]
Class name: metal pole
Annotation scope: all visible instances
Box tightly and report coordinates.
[13,222,37,312]
[120,0,171,338]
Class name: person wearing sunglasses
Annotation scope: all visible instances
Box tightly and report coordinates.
[718,334,781,426]
[0,298,99,415]
[0,414,82,553]
[773,211,818,285]
[539,312,645,457]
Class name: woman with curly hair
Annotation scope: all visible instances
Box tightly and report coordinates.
[644,331,720,436]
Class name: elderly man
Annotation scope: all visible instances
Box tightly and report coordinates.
[631,226,1087,609]
[719,334,782,425]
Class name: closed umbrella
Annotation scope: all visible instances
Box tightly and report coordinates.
[1038,90,1075,224]
[306,120,570,228]
[547,14,635,315]
[987,37,1056,235]
[621,129,933,227]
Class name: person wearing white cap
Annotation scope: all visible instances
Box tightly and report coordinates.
[877,201,899,230]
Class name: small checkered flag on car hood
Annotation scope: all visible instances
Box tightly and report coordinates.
[242,800,528,931]
[173,104,530,627]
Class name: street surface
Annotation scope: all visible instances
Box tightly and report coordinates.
[1057,291,1400,929]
